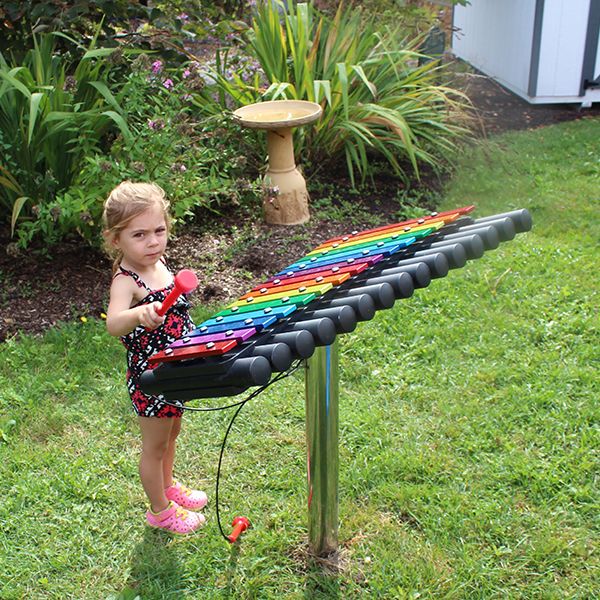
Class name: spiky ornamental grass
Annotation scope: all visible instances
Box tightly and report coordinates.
[194,1,472,187]
[0,29,130,233]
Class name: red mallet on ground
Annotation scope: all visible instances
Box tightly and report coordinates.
[227,516,250,543]
[157,269,198,316]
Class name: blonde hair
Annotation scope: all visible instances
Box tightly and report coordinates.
[102,181,171,273]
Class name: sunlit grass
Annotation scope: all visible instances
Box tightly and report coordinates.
[0,117,598,597]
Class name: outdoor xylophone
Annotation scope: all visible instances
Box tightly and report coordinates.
[140,206,532,400]
[140,204,531,554]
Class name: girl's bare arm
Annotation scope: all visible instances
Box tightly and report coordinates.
[106,277,163,336]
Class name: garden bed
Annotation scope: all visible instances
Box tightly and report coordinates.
[0,70,597,341]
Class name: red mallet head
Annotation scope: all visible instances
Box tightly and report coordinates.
[173,269,199,294]
[227,516,250,543]
[156,269,199,316]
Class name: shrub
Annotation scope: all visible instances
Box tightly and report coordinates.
[0,0,254,68]
[4,30,261,249]
[0,30,130,234]
[63,56,261,246]
[14,188,98,249]
[0,1,144,58]
[194,1,472,186]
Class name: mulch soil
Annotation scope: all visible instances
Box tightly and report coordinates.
[1,71,598,341]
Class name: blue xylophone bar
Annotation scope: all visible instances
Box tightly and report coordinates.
[140,208,532,400]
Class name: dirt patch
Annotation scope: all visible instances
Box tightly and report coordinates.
[456,69,600,135]
[1,72,598,341]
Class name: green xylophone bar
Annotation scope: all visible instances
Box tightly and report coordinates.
[227,282,334,308]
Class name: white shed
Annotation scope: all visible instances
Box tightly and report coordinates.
[452,0,600,106]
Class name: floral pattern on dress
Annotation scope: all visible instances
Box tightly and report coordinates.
[117,266,194,418]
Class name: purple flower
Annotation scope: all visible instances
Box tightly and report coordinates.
[151,60,163,74]
[148,120,157,129]
[177,12,189,21]
[163,78,174,90]
[182,68,191,79]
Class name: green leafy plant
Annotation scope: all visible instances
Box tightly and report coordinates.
[194,0,472,186]
[8,50,261,250]
[74,57,261,234]
[0,30,131,234]
[14,188,98,249]
[0,1,146,58]
[0,0,242,74]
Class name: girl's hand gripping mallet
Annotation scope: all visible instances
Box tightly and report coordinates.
[157,269,198,316]
[227,516,250,543]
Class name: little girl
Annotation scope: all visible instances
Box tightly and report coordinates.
[103,181,206,535]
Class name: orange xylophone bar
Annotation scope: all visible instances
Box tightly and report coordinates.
[140,208,532,400]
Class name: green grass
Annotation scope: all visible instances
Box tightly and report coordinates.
[1,117,599,598]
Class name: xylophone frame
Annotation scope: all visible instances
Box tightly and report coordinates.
[141,207,532,556]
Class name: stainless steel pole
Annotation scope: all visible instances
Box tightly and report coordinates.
[304,340,339,556]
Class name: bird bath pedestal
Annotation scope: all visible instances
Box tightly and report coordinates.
[233,100,322,225]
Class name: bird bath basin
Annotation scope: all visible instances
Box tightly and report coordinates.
[233,100,322,225]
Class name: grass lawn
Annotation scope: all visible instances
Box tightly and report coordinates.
[0,118,598,598]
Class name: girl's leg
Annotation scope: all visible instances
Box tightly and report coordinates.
[138,416,177,513]
[162,416,182,489]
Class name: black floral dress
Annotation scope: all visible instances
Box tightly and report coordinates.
[116,266,194,418]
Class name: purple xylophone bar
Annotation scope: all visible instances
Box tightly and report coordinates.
[140,207,532,400]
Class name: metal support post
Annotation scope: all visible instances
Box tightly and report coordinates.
[304,340,339,556]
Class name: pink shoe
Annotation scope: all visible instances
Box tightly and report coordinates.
[146,501,205,534]
[165,481,208,510]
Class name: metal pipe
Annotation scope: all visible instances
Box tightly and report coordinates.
[305,341,339,556]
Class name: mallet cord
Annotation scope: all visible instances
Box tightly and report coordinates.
[162,360,303,541]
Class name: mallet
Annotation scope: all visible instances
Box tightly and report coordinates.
[227,516,250,543]
[157,269,198,316]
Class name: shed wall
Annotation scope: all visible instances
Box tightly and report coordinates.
[452,0,537,98]
[452,0,600,104]
[537,0,590,97]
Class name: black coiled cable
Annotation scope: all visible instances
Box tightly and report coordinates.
[161,360,303,541]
